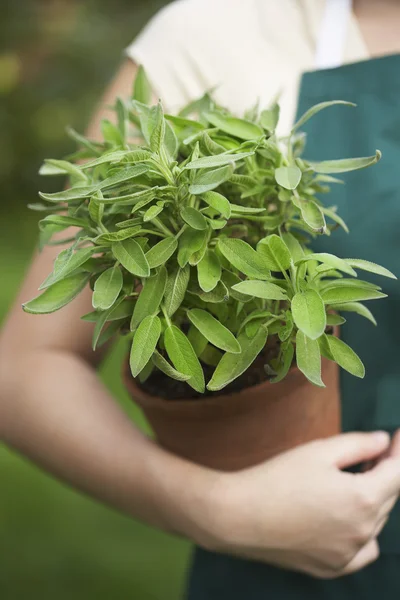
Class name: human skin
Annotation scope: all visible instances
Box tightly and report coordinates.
[1,57,400,580]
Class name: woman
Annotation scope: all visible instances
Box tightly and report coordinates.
[1,0,400,597]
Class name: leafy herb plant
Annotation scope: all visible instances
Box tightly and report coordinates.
[24,67,396,394]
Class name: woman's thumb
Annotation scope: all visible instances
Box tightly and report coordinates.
[322,431,390,469]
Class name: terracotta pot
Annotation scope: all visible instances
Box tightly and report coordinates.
[123,356,341,472]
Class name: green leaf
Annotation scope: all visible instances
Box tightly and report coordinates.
[39,159,88,181]
[197,249,221,292]
[91,297,125,350]
[101,119,124,146]
[163,266,190,317]
[133,65,152,105]
[130,315,161,377]
[23,272,89,314]
[344,259,396,280]
[39,185,99,203]
[187,326,208,357]
[111,239,150,277]
[80,149,153,170]
[321,286,387,304]
[66,126,101,153]
[187,309,241,354]
[326,314,346,326]
[329,302,377,325]
[81,298,135,323]
[292,101,356,133]
[260,104,280,132]
[281,232,305,263]
[257,234,292,271]
[39,215,89,230]
[230,204,267,215]
[275,166,302,190]
[189,164,234,195]
[204,112,264,140]
[150,102,166,153]
[143,202,164,222]
[88,192,104,225]
[218,238,271,280]
[131,267,167,330]
[146,237,178,269]
[271,342,294,383]
[321,206,349,233]
[180,206,208,230]
[94,226,141,244]
[295,330,324,387]
[309,150,381,174]
[188,280,229,304]
[164,326,205,393]
[92,266,123,310]
[97,187,156,206]
[41,245,107,289]
[98,164,149,190]
[297,253,357,277]
[201,191,231,219]
[152,350,191,382]
[231,280,287,300]
[178,228,207,267]
[184,151,254,170]
[294,196,326,232]
[291,290,326,340]
[207,328,268,391]
[322,334,365,378]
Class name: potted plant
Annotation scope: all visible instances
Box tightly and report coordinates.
[23,67,395,471]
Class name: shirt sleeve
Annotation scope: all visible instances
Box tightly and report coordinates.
[125,0,214,113]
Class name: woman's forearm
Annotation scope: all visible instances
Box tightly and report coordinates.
[0,349,223,547]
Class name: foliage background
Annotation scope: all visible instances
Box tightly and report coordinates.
[0,2,191,599]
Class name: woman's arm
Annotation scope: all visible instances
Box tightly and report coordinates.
[1,59,400,579]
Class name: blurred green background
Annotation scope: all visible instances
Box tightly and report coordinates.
[0,1,191,599]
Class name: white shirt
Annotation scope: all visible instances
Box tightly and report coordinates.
[126,0,369,134]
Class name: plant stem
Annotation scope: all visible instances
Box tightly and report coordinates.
[152,217,174,237]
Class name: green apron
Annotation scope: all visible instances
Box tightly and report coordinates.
[186,35,400,600]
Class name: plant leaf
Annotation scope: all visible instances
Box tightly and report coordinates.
[178,228,207,267]
[111,239,150,277]
[133,65,152,105]
[152,350,191,382]
[180,206,208,230]
[271,342,294,383]
[292,101,356,133]
[295,330,324,387]
[231,280,287,300]
[207,328,268,391]
[260,104,280,132]
[310,150,381,174]
[294,196,326,232]
[218,238,271,280]
[275,166,302,190]
[321,286,387,304]
[322,334,365,378]
[184,151,254,170]
[197,249,221,292]
[329,302,377,325]
[291,290,326,340]
[92,266,123,310]
[163,265,190,317]
[146,237,178,268]
[187,308,241,354]
[41,245,107,289]
[131,267,167,330]
[297,253,357,277]
[23,272,90,314]
[204,112,264,140]
[189,164,233,195]
[257,234,292,271]
[344,259,396,280]
[130,315,161,377]
[164,326,205,392]
[201,191,231,219]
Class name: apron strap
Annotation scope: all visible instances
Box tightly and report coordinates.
[315,0,353,70]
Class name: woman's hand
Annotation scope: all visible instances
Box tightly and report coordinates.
[206,431,400,579]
